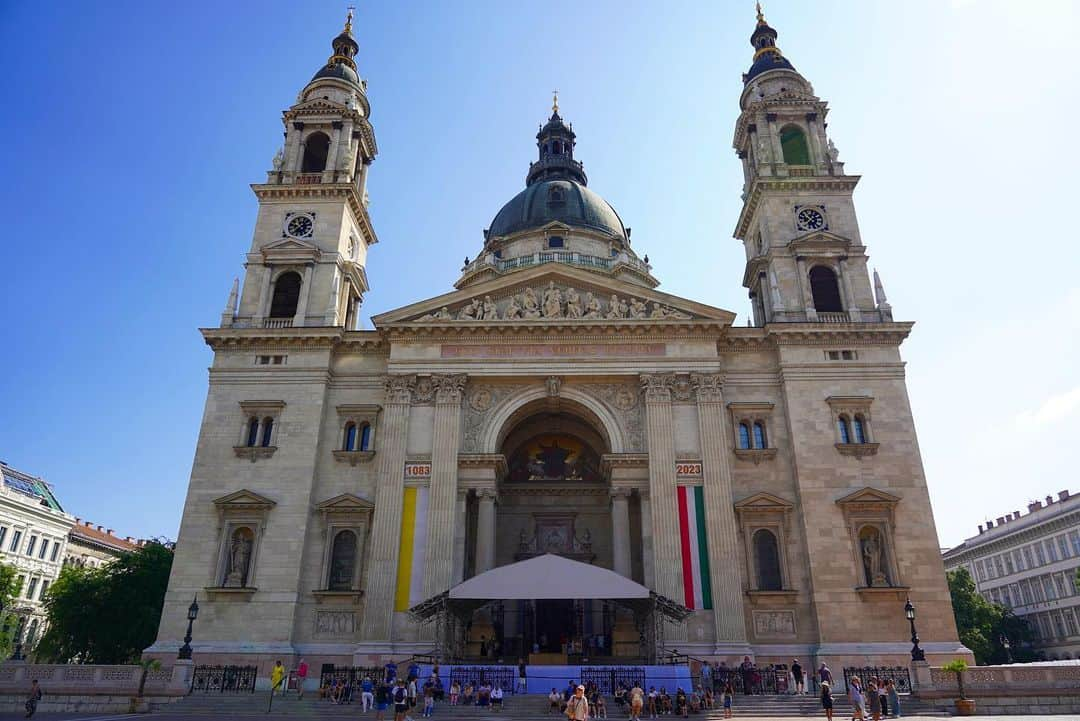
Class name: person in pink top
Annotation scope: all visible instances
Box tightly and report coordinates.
[297,658,309,700]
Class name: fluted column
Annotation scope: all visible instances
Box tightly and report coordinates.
[360,375,414,641]
[476,489,497,574]
[610,487,632,578]
[423,374,467,599]
[691,373,749,646]
[640,374,683,602]
[451,489,469,586]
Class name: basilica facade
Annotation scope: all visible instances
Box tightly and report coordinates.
[150,9,966,672]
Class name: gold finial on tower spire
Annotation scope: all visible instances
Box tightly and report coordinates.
[345,5,355,33]
[756,1,766,25]
[552,89,559,114]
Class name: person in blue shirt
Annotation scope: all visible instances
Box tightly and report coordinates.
[362,675,375,712]
[385,661,398,685]
[565,680,576,702]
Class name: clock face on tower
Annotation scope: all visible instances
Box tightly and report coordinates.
[796,207,825,231]
[286,213,314,238]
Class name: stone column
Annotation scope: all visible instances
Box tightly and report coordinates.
[288,121,305,174]
[423,374,467,599]
[805,113,824,172]
[795,256,817,321]
[360,375,414,641]
[451,489,469,586]
[327,121,343,179]
[610,487,632,578]
[691,373,749,649]
[640,374,683,602]
[640,493,655,588]
[837,257,861,321]
[292,263,313,327]
[475,489,497,574]
[766,113,785,171]
[253,266,273,327]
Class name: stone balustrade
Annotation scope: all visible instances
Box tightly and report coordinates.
[913,660,1080,698]
[0,661,192,698]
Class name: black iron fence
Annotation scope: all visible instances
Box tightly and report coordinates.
[318,665,384,690]
[449,666,517,694]
[189,665,257,694]
[711,667,791,695]
[841,666,911,694]
[580,666,646,694]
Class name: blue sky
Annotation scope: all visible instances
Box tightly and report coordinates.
[0,1,1077,548]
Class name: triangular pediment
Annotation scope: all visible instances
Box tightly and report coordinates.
[289,98,350,114]
[316,493,375,514]
[213,489,276,510]
[788,230,854,251]
[261,237,321,263]
[372,264,735,327]
[734,492,794,511]
[835,487,901,507]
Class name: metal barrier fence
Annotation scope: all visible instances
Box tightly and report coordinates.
[318,665,384,690]
[842,666,911,694]
[449,666,517,694]
[189,665,257,694]
[580,666,646,694]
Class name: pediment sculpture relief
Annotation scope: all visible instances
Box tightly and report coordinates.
[415,282,692,322]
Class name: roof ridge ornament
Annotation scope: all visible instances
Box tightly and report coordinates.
[345,5,355,33]
[756,1,766,26]
[552,89,559,115]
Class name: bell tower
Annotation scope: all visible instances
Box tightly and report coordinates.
[222,9,379,331]
[732,4,892,326]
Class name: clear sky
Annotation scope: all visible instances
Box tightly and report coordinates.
[0,1,1077,548]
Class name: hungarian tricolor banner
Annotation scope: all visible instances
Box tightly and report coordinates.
[677,485,713,610]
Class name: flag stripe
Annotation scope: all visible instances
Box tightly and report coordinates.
[685,488,703,608]
[394,487,418,611]
[695,486,714,610]
[409,487,429,608]
[676,487,695,609]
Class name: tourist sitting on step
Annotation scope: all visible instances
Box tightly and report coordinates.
[450,681,460,706]
[594,693,607,719]
[491,685,504,709]
[658,688,672,715]
[477,683,491,707]
[549,688,562,714]
[462,682,474,705]
[688,690,701,714]
[675,688,688,718]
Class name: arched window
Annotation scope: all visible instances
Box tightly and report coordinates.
[738,423,752,450]
[853,415,867,444]
[837,416,851,444]
[359,423,372,451]
[753,422,768,449]
[269,271,302,318]
[260,417,274,447]
[301,132,331,173]
[552,141,562,154]
[809,266,844,313]
[753,529,783,591]
[246,417,260,447]
[343,422,357,451]
[780,125,811,165]
[328,530,358,591]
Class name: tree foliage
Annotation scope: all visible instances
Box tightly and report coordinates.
[947,567,1037,665]
[37,543,173,664]
[0,563,24,660]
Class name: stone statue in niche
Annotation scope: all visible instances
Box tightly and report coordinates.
[482,296,499,321]
[542,282,563,318]
[583,292,602,319]
[225,529,253,587]
[565,288,583,318]
[521,288,541,318]
[861,528,889,587]
[504,296,522,320]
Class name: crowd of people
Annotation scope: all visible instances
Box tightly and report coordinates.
[841,675,901,720]
[547,678,736,720]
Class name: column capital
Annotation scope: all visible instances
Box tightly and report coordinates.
[610,487,633,501]
[384,375,416,405]
[433,373,468,405]
[639,373,673,403]
[477,487,498,502]
[690,373,724,404]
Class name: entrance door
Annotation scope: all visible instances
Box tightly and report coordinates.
[534,599,574,652]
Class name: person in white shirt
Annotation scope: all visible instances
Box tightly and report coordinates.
[491,686,504,709]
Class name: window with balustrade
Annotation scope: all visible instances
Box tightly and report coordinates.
[334,404,380,465]
[809,265,844,313]
[779,125,812,165]
[728,402,776,462]
[269,271,302,319]
[827,397,877,456]
[234,401,285,460]
[301,131,331,173]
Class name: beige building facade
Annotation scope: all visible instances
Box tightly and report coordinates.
[150,10,965,673]
[943,490,1080,660]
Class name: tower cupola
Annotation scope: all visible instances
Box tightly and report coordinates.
[743,3,797,85]
[527,93,588,186]
[311,8,363,89]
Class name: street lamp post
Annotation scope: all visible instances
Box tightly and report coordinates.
[1000,634,1013,664]
[177,595,199,660]
[904,597,926,662]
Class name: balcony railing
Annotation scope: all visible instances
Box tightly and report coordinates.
[295,173,322,185]
[817,312,850,323]
[263,318,293,329]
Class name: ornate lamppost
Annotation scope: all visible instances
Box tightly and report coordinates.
[1000,633,1013,664]
[177,595,199,660]
[904,597,925,662]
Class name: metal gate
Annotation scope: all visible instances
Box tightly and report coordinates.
[580,666,645,694]
[842,666,911,693]
[189,665,258,694]
[449,666,516,694]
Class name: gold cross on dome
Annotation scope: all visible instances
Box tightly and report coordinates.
[552,89,559,114]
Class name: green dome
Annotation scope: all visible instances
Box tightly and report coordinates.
[488,179,627,240]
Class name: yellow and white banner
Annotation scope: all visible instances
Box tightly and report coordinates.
[394,486,429,611]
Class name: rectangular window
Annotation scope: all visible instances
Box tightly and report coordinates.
[1020,580,1033,605]
[0,527,6,548]
[1059,535,1071,559]
[1065,608,1079,637]
[1013,549,1025,571]
[974,560,984,581]
[1004,553,1015,574]
[1024,546,1035,568]
[26,577,38,600]
[994,556,1005,577]
[1046,540,1059,562]
[989,587,1000,604]
[1038,613,1052,639]
[1054,573,1068,598]
[1035,544,1046,566]
[49,543,59,562]
[17,575,26,596]
[1033,579,1045,602]
[1071,530,1080,557]
[25,536,36,557]
[1011,583,1022,605]
[39,580,49,598]
[38,539,48,560]
[10,530,22,553]
[1053,611,1067,638]
[1000,587,1012,607]
[1043,576,1056,600]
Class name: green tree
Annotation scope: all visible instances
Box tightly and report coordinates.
[37,542,173,664]
[947,567,1037,665]
[0,564,24,660]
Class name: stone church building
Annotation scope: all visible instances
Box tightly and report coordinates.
[151,9,966,671]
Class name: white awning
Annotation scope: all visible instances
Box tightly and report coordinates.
[448,553,650,601]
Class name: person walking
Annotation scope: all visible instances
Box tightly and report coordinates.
[848,677,864,721]
[866,681,881,721]
[518,658,528,694]
[271,660,286,697]
[739,657,753,695]
[876,679,888,718]
[362,675,375,712]
[24,679,42,719]
[791,659,804,695]
[818,662,832,687]
[820,681,833,721]
[393,680,410,721]
[886,680,900,718]
[630,683,645,721]
[423,682,435,718]
[722,682,733,719]
[296,659,308,700]
[375,680,390,721]
[566,684,589,721]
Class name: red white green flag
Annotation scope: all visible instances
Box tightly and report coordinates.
[677,485,713,610]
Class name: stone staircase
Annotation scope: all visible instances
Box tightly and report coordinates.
[159,691,943,718]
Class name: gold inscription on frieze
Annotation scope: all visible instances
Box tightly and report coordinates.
[440,343,666,359]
